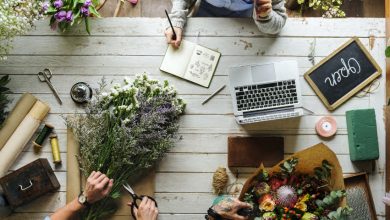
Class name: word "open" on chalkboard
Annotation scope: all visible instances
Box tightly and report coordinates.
[304,37,381,111]
[324,57,361,87]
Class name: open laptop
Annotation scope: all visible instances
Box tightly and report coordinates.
[228,60,304,124]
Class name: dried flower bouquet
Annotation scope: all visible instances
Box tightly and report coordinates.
[66,74,185,220]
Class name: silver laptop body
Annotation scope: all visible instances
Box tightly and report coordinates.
[229,60,304,124]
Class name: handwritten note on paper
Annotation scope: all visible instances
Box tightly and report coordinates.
[304,38,381,110]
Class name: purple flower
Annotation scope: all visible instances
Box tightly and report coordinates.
[80,6,90,16]
[54,10,66,22]
[42,1,49,12]
[65,11,73,22]
[84,0,92,7]
[53,0,63,9]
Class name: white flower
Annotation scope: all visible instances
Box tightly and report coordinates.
[122,118,131,124]
[0,0,43,60]
[124,77,131,85]
[123,85,131,91]
[101,92,108,97]
[113,83,121,89]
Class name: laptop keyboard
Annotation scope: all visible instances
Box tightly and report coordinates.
[234,79,298,111]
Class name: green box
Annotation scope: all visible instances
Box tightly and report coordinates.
[346,109,379,161]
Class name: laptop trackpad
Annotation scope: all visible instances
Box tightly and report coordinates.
[251,64,276,83]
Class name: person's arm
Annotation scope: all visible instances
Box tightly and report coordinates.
[206,197,252,220]
[50,171,114,220]
[164,0,192,47]
[253,0,287,34]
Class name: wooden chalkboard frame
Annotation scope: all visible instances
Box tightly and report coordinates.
[304,37,382,111]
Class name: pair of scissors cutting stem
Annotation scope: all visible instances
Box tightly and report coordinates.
[123,183,158,219]
[37,68,63,105]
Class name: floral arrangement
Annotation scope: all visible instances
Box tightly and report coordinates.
[242,158,352,220]
[66,74,185,220]
[0,0,43,60]
[297,0,345,18]
[0,75,10,126]
[43,0,100,34]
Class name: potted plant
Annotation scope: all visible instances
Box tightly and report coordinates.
[285,0,345,18]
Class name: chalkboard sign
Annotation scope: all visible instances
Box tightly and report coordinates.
[304,38,382,111]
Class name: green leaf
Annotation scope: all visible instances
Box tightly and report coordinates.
[72,0,79,10]
[89,6,101,18]
[46,6,58,14]
[85,18,91,35]
[385,46,390,57]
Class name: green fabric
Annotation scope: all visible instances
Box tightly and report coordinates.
[346,108,379,161]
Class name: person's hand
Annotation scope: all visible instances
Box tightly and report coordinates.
[255,0,272,18]
[128,197,158,220]
[84,171,114,204]
[212,197,252,220]
[164,27,183,48]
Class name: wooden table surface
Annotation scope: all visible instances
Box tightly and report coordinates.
[0,17,387,219]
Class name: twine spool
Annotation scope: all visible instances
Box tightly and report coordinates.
[212,167,229,195]
[315,116,337,138]
[33,123,54,151]
[50,135,62,164]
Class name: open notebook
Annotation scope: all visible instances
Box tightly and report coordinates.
[160,40,221,87]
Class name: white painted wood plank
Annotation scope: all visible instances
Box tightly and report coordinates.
[0,56,317,70]
[8,151,67,172]
[21,131,350,155]
[157,153,375,173]
[7,37,377,57]
[42,114,348,133]
[173,133,351,154]
[5,73,381,98]
[6,93,369,116]
[26,18,385,38]
[13,192,65,213]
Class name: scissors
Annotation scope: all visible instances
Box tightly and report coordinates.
[123,183,158,219]
[37,68,63,105]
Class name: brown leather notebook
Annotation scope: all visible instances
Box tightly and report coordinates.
[228,136,284,167]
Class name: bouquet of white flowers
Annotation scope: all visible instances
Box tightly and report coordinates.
[0,0,44,60]
[66,74,185,220]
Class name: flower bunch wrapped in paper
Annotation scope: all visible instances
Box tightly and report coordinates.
[66,74,185,219]
[239,143,352,220]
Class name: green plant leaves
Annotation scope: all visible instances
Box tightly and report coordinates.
[385,46,390,58]
[279,157,298,176]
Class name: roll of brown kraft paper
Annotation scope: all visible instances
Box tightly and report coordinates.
[0,93,37,150]
[0,100,50,177]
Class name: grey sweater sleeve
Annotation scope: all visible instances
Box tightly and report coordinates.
[168,0,287,34]
[167,0,191,29]
[253,0,287,34]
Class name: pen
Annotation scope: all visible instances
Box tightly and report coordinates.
[202,85,226,105]
[165,9,177,41]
